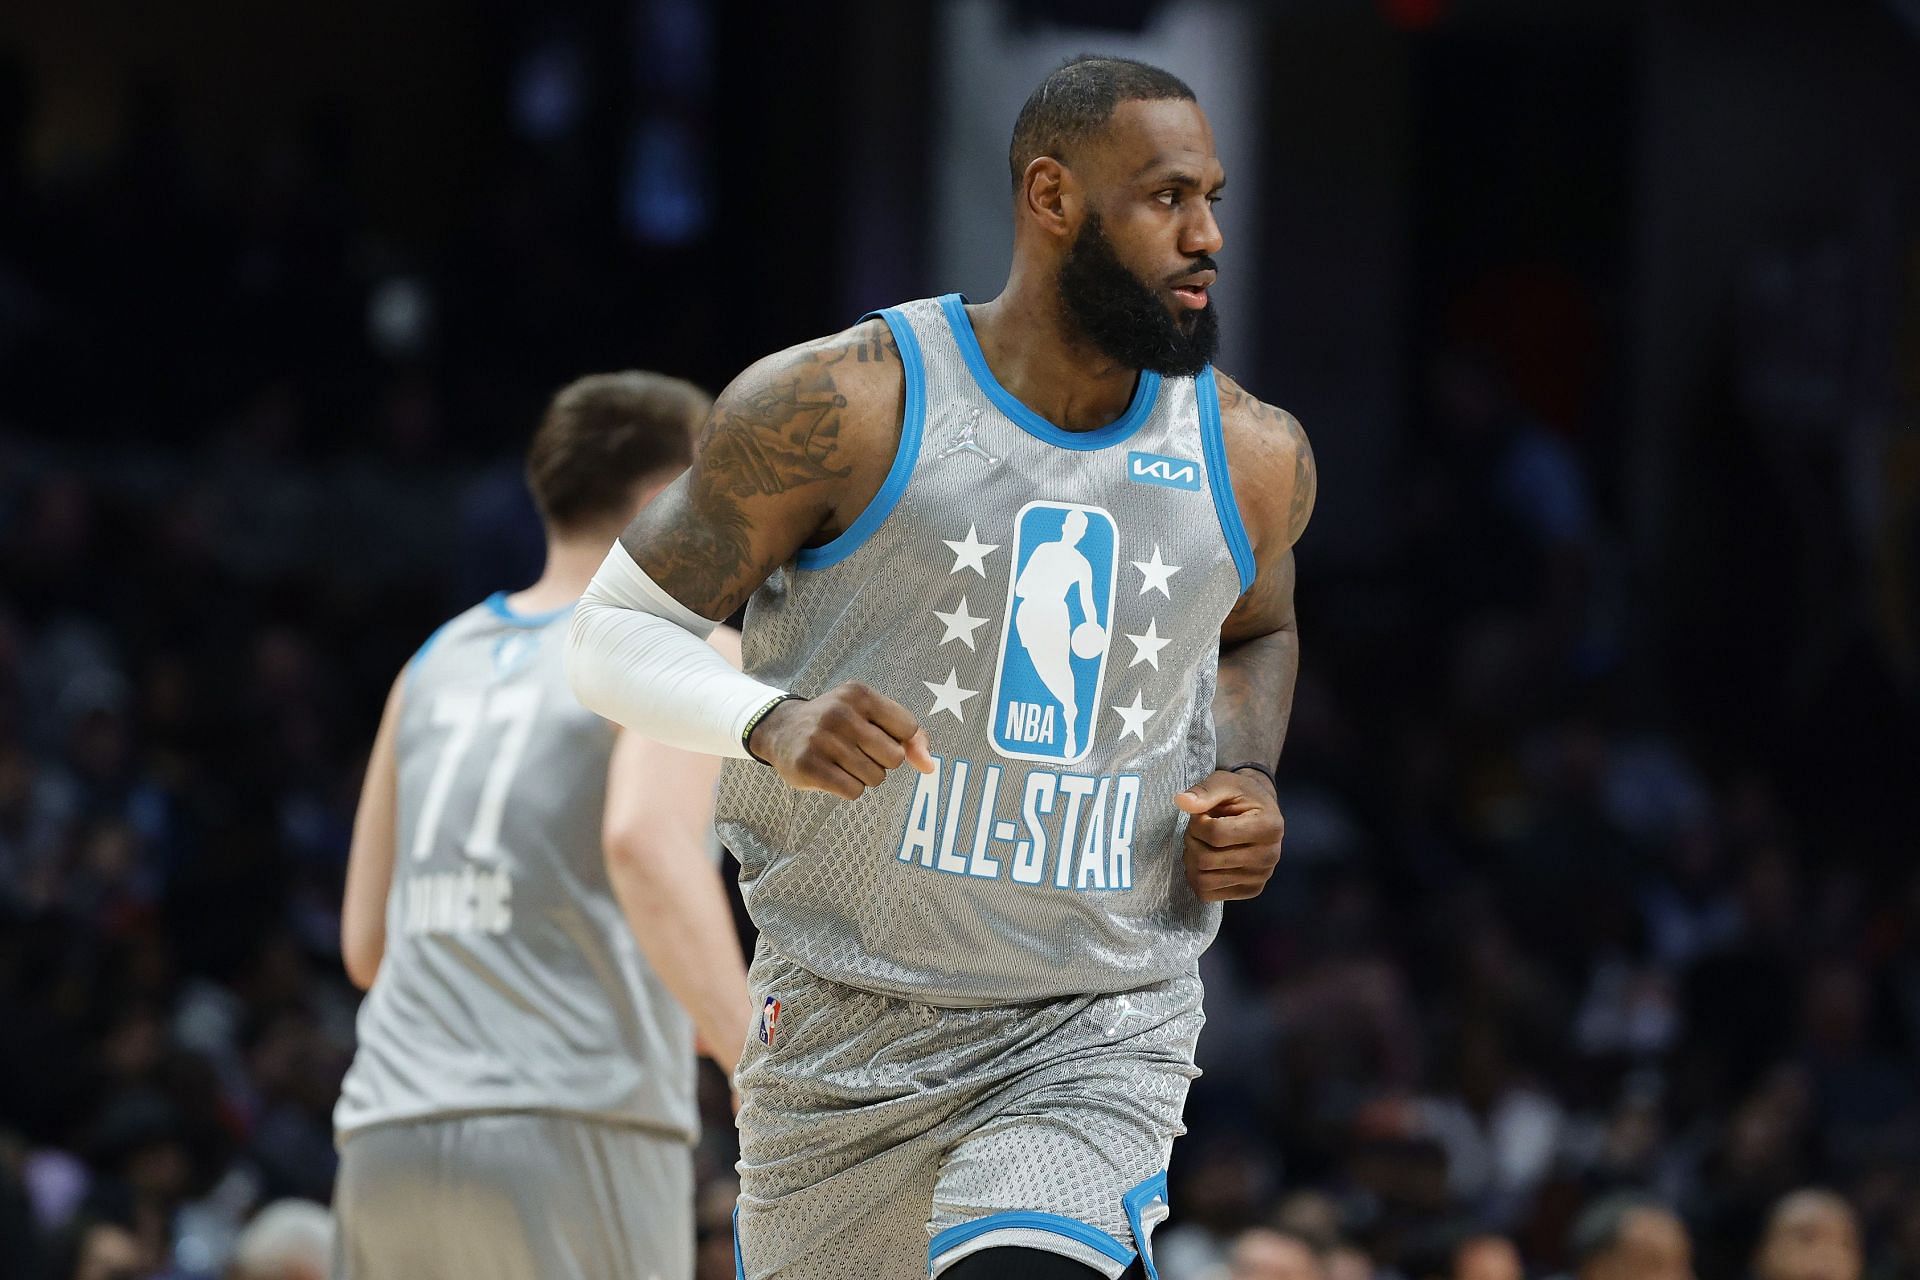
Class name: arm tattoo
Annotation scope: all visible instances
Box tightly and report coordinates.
[626,338,888,618]
[1209,376,1311,771]
[1220,376,1316,549]
[702,361,854,498]
[1215,629,1298,770]
[1215,549,1299,770]
[1283,414,1316,547]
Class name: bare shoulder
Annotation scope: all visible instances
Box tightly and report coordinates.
[1212,370,1316,549]
[711,317,903,460]
[620,320,907,619]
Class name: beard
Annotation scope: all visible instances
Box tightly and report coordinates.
[1057,213,1220,378]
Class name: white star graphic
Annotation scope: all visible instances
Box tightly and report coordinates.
[943,525,1000,578]
[923,668,978,722]
[932,597,990,650]
[1132,544,1181,598]
[1112,689,1156,741]
[1125,618,1171,669]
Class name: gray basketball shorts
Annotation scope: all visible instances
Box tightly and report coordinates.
[732,944,1204,1280]
[334,1111,692,1280]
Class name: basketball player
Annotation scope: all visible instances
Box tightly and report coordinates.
[568,57,1314,1280]
[332,373,751,1280]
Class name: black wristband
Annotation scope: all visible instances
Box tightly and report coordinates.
[742,694,803,765]
[1225,760,1278,791]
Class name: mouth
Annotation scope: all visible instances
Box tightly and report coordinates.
[1169,269,1216,310]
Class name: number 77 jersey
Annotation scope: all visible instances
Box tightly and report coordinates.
[334,592,699,1145]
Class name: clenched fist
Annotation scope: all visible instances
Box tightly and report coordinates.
[1174,768,1285,902]
[747,683,935,800]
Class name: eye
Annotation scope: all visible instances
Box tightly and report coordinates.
[1206,193,1224,206]
[1155,190,1178,207]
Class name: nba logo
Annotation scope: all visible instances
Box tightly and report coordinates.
[758,996,782,1047]
[988,501,1118,764]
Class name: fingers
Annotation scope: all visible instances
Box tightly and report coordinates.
[844,716,908,772]
[1185,809,1283,849]
[1186,871,1269,902]
[1174,771,1245,815]
[848,683,924,748]
[902,728,936,775]
[794,756,870,801]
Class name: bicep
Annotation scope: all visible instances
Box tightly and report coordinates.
[1222,546,1296,646]
[619,346,874,621]
[1214,375,1313,644]
[342,671,405,985]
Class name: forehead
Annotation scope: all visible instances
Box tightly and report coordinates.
[1624,1211,1688,1256]
[1778,1203,1857,1241]
[1088,98,1220,183]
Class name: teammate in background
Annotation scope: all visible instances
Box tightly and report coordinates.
[569,56,1314,1280]
[333,373,750,1280]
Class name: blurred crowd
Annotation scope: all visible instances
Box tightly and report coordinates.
[2,31,1918,1280]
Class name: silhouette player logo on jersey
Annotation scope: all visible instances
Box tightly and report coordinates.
[988,501,1118,763]
[937,405,1000,465]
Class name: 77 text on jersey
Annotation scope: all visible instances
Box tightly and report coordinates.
[897,755,1141,892]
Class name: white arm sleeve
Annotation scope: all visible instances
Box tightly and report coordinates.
[566,542,789,759]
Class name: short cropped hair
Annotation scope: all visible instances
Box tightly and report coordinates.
[525,371,709,533]
[1569,1193,1666,1268]
[1008,55,1195,189]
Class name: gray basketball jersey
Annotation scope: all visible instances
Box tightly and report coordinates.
[336,595,697,1141]
[716,294,1255,1006]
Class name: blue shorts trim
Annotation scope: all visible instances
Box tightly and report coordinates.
[928,1210,1135,1271]
[1122,1171,1171,1280]
[733,1203,745,1280]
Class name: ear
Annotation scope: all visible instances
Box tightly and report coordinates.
[1019,156,1078,238]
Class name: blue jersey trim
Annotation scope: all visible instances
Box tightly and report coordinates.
[928,1211,1136,1268]
[483,591,576,628]
[732,1204,744,1280]
[1123,1170,1171,1280]
[794,307,926,570]
[1196,366,1257,594]
[938,294,1160,452]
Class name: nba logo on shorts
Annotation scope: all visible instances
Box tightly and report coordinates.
[988,501,1118,764]
[758,996,782,1046]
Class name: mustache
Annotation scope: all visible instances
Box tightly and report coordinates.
[1167,256,1218,285]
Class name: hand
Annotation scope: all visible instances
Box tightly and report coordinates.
[1174,768,1284,902]
[747,682,935,800]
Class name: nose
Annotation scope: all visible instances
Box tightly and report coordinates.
[1182,200,1224,258]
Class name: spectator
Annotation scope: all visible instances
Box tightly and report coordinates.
[1455,1235,1524,1280]
[227,1198,333,1280]
[1567,1195,1694,1280]
[1754,1190,1862,1280]
[1221,1228,1325,1280]
[43,1210,147,1280]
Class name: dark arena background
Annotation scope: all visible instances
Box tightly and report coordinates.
[2,1,1917,1278]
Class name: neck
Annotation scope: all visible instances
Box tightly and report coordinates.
[506,531,617,614]
[968,264,1142,432]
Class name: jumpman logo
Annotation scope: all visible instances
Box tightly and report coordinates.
[937,406,999,465]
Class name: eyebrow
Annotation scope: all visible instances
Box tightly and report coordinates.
[1135,164,1226,193]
